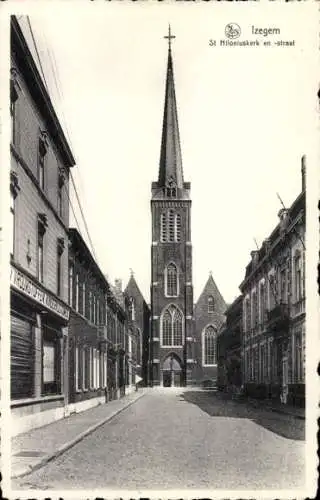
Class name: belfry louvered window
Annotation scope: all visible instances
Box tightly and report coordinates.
[168,210,175,242]
[161,305,183,347]
[175,213,181,242]
[166,263,178,297]
[161,210,181,243]
[160,212,166,242]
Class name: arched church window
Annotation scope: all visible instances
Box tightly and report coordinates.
[161,305,184,347]
[168,210,175,242]
[208,295,214,313]
[166,262,178,297]
[160,212,167,242]
[203,325,217,365]
[175,213,181,242]
[162,309,172,346]
[173,308,183,345]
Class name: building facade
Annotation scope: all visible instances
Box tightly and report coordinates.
[217,296,242,392]
[124,273,150,387]
[10,16,75,435]
[240,158,306,407]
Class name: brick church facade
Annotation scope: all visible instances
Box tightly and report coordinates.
[149,29,226,387]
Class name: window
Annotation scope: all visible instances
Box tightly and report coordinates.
[280,268,286,303]
[295,334,302,382]
[168,210,175,242]
[10,190,15,257]
[129,297,135,321]
[93,295,96,324]
[38,136,47,190]
[57,239,64,297]
[294,254,302,301]
[269,275,276,309]
[175,213,181,242]
[259,283,265,324]
[75,346,80,391]
[161,210,181,243]
[69,264,74,307]
[89,347,93,389]
[136,329,141,365]
[37,216,47,283]
[75,274,79,312]
[82,282,86,316]
[93,348,97,389]
[89,291,93,322]
[82,348,87,390]
[208,296,214,313]
[161,305,183,347]
[10,77,18,145]
[166,263,178,297]
[97,299,100,325]
[160,212,166,242]
[42,324,60,395]
[203,325,217,366]
[103,353,107,388]
[252,291,258,328]
[57,173,64,218]
[245,297,251,333]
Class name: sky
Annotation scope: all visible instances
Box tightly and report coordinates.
[13,1,319,305]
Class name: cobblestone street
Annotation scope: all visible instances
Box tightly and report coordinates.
[13,388,305,491]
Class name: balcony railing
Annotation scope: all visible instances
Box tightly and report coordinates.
[266,303,290,337]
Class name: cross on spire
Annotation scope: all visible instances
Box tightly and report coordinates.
[164,24,175,49]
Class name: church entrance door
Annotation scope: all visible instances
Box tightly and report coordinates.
[162,354,182,387]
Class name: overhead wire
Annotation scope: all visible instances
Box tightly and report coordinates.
[41,29,99,263]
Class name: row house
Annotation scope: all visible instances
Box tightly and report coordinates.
[68,230,131,412]
[68,228,109,413]
[108,279,130,398]
[217,296,242,393]
[124,273,151,387]
[10,16,76,435]
[239,157,306,407]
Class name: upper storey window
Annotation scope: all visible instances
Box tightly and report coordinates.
[38,132,48,191]
[10,68,19,145]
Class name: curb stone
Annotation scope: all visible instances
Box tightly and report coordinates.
[11,392,145,480]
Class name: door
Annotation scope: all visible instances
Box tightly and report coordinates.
[163,371,171,387]
[281,357,288,404]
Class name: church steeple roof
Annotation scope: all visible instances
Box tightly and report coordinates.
[158,26,184,190]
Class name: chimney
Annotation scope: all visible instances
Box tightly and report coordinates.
[250,250,259,266]
[301,155,306,192]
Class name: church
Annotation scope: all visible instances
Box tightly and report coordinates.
[146,28,227,387]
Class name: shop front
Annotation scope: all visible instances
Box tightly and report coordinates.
[10,264,69,436]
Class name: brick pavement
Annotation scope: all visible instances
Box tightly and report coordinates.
[11,389,146,479]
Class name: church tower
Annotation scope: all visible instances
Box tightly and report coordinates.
[150,27,193,387]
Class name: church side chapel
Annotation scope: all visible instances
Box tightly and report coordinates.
[149,27,226,388]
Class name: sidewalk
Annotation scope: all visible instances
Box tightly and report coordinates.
[11,389,146,479]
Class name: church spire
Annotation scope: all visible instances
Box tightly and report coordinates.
[158,25,184,190]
